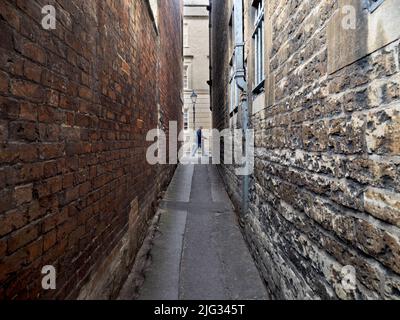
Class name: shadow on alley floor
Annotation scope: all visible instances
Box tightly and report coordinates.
[119,161,268,300]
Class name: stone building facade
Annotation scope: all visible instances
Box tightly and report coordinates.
[0,0,182,299]
[210,0,400,299]
[183,0,212,154]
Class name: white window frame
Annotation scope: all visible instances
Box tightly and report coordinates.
[184,110,189,130]
[229,59,239,113]
[184,23,189,47]
[183,65,190,89]
[368,0,385,13]
[228,8,239,114]
[148,0,159,29]
[252,0,265,92]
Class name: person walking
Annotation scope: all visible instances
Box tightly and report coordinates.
[192,126,207,157]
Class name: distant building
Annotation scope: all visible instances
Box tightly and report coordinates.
[183,0,212,154]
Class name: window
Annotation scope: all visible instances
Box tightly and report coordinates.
[184,23,189,47]
[148,0,158,28]
[228,9,239,113]
[252,0,265,92]
[184,110,189,130]
[183,65,189,89]
[229,60,240,113]
[229,11,235,58]
[368,0,385,12]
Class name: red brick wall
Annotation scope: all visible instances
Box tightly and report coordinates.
[0,0,182,299]
[158,0,184,172]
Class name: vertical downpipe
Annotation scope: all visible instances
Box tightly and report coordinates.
[233,0,249,224]
[207,1,212,112]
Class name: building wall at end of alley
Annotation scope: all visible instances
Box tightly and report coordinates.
[183,0,212,154]
[0,0,183,299]
[210,0,400,299]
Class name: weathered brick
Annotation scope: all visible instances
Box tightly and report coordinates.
[27,200,42,222]
[24,60,42,83]
[9,121,38,142]
[0,188,14,214]
[0,249,28,283]
[38,143,64,159]
[25,237,43,262]
[35,175,62,198]
[43,160,60,178]
[0,70,9,93]
[65,142,91,156]
[0,208,27,237]
[0,237,6,257]
[75,113,91,128]
[11,80,44,103]
[19,162,44,182]
[43,230,57,252]
[63,186,80,204]
[79,181,91,196]
[0,49,24,76]
[0,0,21,31]
[43,208,68,234]
[0,97,20,120]
[56,218,77,241]
[0,143,39,164]
[14,184,33,206]
[78,86,92,100]
[0,120,7,142]
[19,102,37,121]
[16,39,46,64]
[0,21,14,51]
[46,89,60,107]
[0,0,182,300]
[38,105,62,124]
[7,224,39,254]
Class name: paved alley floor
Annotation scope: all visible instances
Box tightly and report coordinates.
[123,163,268,300]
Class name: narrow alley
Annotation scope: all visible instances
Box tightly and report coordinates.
[119,163,268,300]
[0,0,400,304]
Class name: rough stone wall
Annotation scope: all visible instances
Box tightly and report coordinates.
[209,0,243,210]
[211,0,400,299]
[0,0,182,299]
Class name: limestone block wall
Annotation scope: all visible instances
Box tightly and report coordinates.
[211,0,400,299]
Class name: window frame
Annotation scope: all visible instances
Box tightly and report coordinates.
[368,0,385,13]
[252,0,265,94]
[183,23,189,48]
[228,8,240,115]
[147,0,159,31]
[229,60,239,113]
[183,64,190,90]
[183,110,189,131]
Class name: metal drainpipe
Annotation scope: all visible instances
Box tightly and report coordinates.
[207,1,213,112]
[233,0,249,225]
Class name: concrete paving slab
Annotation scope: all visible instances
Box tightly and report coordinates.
[138,209,187,300]
[131,164,269,300]
[164,164,194,203]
